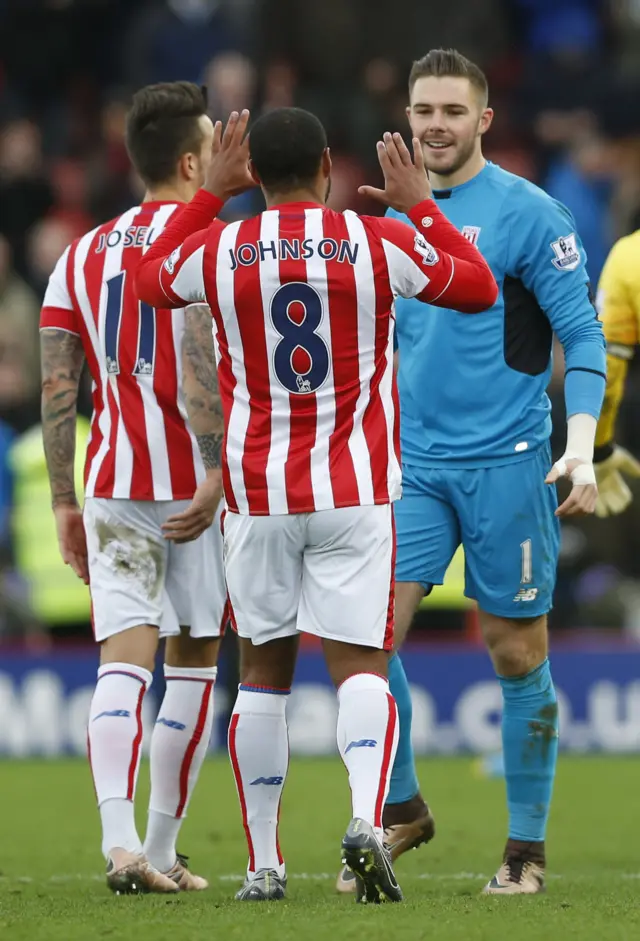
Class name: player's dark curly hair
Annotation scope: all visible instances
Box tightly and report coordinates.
[249,107,327,192]
[409,49,488,106]
[126,82,208,186]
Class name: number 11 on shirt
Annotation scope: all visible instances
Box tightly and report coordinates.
[105,271,156,376]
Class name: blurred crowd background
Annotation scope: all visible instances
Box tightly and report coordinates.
[0,0,638,648]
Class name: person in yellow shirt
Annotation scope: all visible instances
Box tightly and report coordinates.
[594,231,640,514]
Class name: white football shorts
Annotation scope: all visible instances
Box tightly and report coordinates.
[222,503,395,650]
[84,497,227,641]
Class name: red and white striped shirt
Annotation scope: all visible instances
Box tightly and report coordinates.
[40,201,221,501]
[136,192,497,515]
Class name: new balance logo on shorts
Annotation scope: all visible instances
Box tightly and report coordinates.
[250,776,284,786]
[513,588,539,602]
[156,717,187,731]
[345,739,377,754]
[92,709,131,721]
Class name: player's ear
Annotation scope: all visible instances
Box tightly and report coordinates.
[248,159,261,186]
[479,108,494,136]
[179,150,198,182]
[322,147,331,178]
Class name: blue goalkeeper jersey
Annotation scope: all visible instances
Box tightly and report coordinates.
[390,161,606,468]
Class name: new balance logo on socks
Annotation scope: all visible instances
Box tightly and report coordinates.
[92,709,131,721]
[156,717,187,731]
[249,776,284,786]
[345,739,377,753]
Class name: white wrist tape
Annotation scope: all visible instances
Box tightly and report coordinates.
[564,413,597,464]
[553,457,597,486]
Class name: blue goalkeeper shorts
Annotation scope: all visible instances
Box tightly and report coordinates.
[394,444,560,618]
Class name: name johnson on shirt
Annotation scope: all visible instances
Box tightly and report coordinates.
[229,238,360,270]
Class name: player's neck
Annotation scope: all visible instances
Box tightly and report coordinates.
[430,151,486,192]
[143,183,193,205]
[264,187,325,208]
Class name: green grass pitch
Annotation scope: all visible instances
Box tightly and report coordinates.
[0,755,639,940]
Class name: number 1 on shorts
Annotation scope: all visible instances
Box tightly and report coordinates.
[520,538,532,584]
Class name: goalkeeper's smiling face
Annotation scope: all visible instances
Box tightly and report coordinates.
[407,76,492,180]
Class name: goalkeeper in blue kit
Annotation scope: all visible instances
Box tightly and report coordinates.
[338,49,606,895]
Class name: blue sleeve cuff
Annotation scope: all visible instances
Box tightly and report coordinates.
[564,367,606,419]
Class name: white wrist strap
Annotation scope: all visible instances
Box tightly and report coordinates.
[553,457,597,485]
[564,413,597,463]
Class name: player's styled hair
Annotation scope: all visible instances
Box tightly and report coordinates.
[409,49,489,106]
[249,108,327,192]
[125,82,208,186]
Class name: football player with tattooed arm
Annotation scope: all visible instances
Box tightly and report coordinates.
[592,231,640,514]
[40,81,228,895]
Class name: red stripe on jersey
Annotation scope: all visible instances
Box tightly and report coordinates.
[391,368,401,470]
[82,223,121,498]
[278,208,315,512]
[155,309,197,499]
[322,211,360,507]
[233,216,272,515]
[361,230,394,504]
[203,230,238,510]
[85,399,104,493]
[95,380,119,495]
[60,239,103,490]
[83,225,112,330]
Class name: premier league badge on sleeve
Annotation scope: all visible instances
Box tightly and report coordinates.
[413,232,439,266]
[550,233,580,271]
[164,246,181,275]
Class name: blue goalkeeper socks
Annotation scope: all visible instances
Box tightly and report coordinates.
[499,658,558,842]
[387,652,420,804]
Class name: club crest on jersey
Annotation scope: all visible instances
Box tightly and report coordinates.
[164,246,181,275]
[413,232,439,266]
[551,233,580,271]
[462,225,481,245]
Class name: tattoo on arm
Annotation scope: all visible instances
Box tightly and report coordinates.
[40,329,85,506]
[182,304,224,469]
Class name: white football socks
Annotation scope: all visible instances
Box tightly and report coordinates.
[143,665,216,873]
[88,662,152,857]
[337,672,399,841]
[228,685,289,878]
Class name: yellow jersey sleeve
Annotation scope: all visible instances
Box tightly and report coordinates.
[594,233,640,447]
[597,233,640,349]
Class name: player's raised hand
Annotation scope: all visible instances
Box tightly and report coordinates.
[545,457,598,518]
[358,132,432,213]
[53,504,90,584]
[204,110,255,201]
[162,469,224,544]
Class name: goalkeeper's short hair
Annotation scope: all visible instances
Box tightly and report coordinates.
[409,49,489,107]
